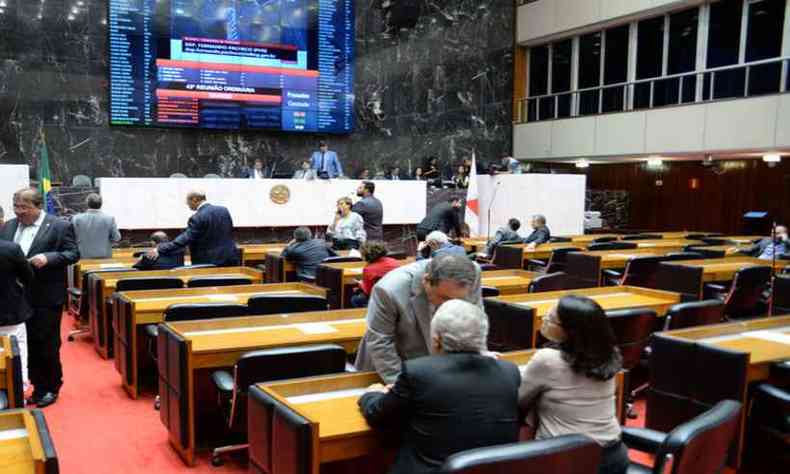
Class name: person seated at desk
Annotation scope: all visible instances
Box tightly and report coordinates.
[485,218,521,257]
[411,167,424,181]
[519,295,627,474]
[351,241,401,308]
[452,165,469,189]
[741,225,788,260]
[292,160,317,180]
[240,158,271,179]
[355,255,482,383]
[417,231,467,260]
[359,299,521,474]
[282,227,333,281]
[523,214,551,250]
[327,197,366,250]
[385,166,402,180]
[133,232,184,270]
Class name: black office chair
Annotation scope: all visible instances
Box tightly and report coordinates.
[246,294,328,314]
[622,234,662,240]
[528,247,582,273]
[186,276,253,288]
[622,400,742,474]
[146,303,250,410]
[528,272,585,293]
[606,308,659,420]
[743,362,790,471]
[771,275,790,315]
[481,286,500,298]
[684,246,726,259]
[587,241,638,251]
[663,300,725,330]
[663,252,704,261]
[210,344,349,466]
[602,256,664,287]
[549,236,572,243]
[701,238,729,245]
[442,434,601,474]
[704,265,771,319]
[591,236,618,243]
[322,256,362,264]
[115,277,184,292]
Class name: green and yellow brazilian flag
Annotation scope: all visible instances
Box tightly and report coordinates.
[38,131,57,214]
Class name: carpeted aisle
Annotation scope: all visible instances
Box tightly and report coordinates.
[40,314,246,473]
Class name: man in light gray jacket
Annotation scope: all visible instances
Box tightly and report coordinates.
[354,255,483,383]
[72,193,121,259]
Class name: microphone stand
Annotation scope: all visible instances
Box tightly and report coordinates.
[769,221,777,316]
[487,178,502,243]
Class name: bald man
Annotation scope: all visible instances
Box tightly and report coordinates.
[146,191,239,266]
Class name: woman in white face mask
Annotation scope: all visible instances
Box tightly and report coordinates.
[519,295,627,474]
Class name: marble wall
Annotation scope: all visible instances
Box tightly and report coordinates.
[0,0,514,183]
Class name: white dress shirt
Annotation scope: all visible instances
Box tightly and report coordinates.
[13,211,46,256]
[253,169,265,179]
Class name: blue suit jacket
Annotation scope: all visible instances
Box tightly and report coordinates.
[158,203,239,266]
[310,151,343,178]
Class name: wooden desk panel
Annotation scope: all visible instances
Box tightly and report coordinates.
[114,283,328,399]
[89,267,264,359]
[461,238,489,252]
[580,248,668,270]
[159,308,366,466]
[492,286,681,345]
[316,259,415,309]
[665,257,785,283]
[0,410,58,474]
[480,270,540,295]
[0,336,22,409]
[255,350,624,474]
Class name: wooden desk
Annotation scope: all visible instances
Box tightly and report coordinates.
[158,308,366,466]
[252,350,625,474]
[579,248,671,270]
[490,286,681,345]
[647,231,717,239]
[666,257,786,283]
[718,236,765,245]
[628,238,704,250]
[316,259,415,309]
[113,283,328,399]
[481,270,540,295]
[88,267,263,359]
[111,248,148,259]
[556,234,618,243]
[0,336,23,409]
[265,250,352,283]
[238,243,287,265]
[460,238,489,253]
[0,410,58,474]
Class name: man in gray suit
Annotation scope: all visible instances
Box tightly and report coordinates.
[72,193,121,259]
[355,254,483,383]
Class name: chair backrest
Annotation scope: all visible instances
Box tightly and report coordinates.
[623,234,663,240]
[605,308,659,370]
[588,242,638,251]
[546,247,583,273]
[492,243,526,270]
[701,238,728,245]
[549,236,572,243]
[186,276,253,288]
[685,233,710,240]
[483,299,535,352]
[247,295,328,315]
[442,434,601,474]
[163,303,250,323]
[72,174,92,187]
[528,272,587,293]
[116,277,184,292]
[592,236,618,243]
[654,400,743,474]
[651,263,703,301]
[564,253,602,287]
[664,300,725,330]
[481,286,500,298]
[724,266,772,318]
[321,256,362,264]
[621,256,665,287]
[235,344,347,391]
[684,246,726,259]
[772,275,790,315]
[272,402,313,474]
[663,252,704,261]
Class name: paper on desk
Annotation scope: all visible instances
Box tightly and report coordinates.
[742,330,790,345]
[287,387,367,404]
[296,323,338,335]
[0,428,28,441]
[100,264,128,268]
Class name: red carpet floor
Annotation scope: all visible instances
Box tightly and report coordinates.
[39,315,246,473]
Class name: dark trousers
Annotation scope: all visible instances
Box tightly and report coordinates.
[598,441,629,474]
[350,292,369,308]
[26,305,64,395]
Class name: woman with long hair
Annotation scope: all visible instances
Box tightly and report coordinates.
[519,295,627,474]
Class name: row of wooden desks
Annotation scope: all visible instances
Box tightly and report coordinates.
[251,350,625,474]
[0,336,23,410]
[87,266,263,359]
[114,283,328,398]
[0,410,58,474]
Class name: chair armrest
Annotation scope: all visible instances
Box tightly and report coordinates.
[211,370,235,394]
[622,427,667,454]
[704,283,728,292]
[771,360,790,379]
[68,288,82,298]
[755,383,790,404]
[479,264,499,271]
[527,259,547,267]
[143,324,159,340]
[602,269,623,278]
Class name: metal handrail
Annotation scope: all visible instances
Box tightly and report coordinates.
[518,56,790,123]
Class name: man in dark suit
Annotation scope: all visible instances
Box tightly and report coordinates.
[416,198,463,242]
[281,227,333,281]
[146,191,239,266]
[0,240,34,384]
[133,232,184,270]
[353,181,384,241]
[239,158,272,179]
[358,299,521,474]
[523,214,551,249]
[0,188,80,407]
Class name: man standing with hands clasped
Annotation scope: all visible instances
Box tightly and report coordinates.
[0,188,80,408]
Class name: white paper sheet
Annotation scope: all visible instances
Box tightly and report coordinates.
[296,323,338,335]
[0,428,28,441]
[287,388,368,404]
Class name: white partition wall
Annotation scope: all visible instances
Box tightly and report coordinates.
[0,165,30,217]
[476,174,586,238]
[100,178,427,229]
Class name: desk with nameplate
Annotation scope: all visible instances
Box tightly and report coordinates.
[88,267,263,359]
[0,410,58,474]
[0,336,23,409]
[251,350,625,474]
[486,286,681,346]
[158,308,366,466]
[113,283,327,399]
